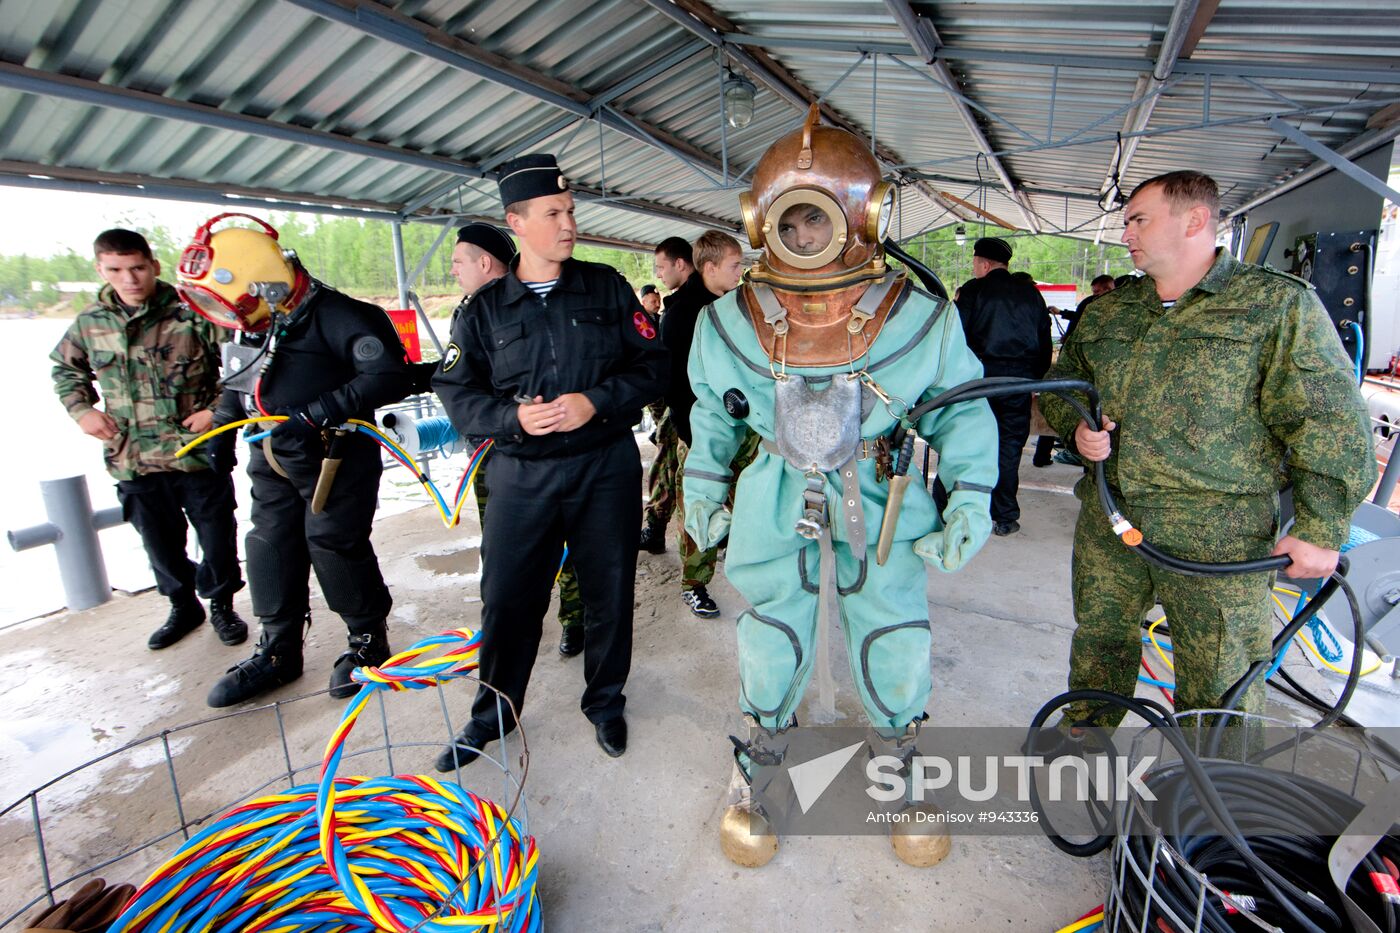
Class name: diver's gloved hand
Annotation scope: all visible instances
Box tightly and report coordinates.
[25,877,136,932]
[272,394,345,439]
[684,498,732,550]
[913,501,992,573]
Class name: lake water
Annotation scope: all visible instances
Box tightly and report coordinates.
[0,317,454,627]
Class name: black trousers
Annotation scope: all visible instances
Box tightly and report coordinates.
[117,470,242,604]
[934,390,1033,525]
[245,432,391,645]
[467,436,641,741]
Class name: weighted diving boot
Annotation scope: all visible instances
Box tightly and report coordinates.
[871,718,952,867]
[329,626,392,699]
[207,614,307,707]
[719,715,795,867]
[206,635,304,707]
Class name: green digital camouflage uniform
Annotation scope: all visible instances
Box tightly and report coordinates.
[472,456,582,628]
[51,281,224,478]
[676,429,761,587]
[642,402,679,528]
[1041,249,1376,724]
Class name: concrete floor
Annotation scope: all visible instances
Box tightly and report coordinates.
[0,447,1333,931]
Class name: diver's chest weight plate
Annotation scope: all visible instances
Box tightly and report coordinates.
[773,374,862,474]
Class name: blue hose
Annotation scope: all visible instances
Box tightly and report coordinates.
[1349,320,1365,383]
[414,415,461,453]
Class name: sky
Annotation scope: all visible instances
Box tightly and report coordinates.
[0,185,279,256]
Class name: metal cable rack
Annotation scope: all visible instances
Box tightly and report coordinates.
[0,674,530,931]
[1104,709,1398,933]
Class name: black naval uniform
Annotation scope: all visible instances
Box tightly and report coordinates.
[212,284,413,701]
[433,257,667,740]
[938,268,1051,525]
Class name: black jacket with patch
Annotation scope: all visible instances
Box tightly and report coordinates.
[433,257,668,459]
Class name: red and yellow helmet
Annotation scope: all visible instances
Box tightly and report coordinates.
[176,213,309,332]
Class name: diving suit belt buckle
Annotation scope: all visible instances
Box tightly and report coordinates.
[794,476,828,540]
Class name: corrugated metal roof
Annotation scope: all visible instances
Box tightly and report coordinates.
[1,0,1397,255]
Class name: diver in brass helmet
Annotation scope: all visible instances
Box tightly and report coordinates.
[682,105,999,867]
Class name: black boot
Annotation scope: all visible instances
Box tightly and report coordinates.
[148,597,205,650]
[558,623,584,658]
[329,629,392,699]
[207,636,303,707]
[209,599,249,646]
[638,518,667,554]
[435,729,493,773]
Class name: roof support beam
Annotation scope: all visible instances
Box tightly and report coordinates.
[1092,0,1208,243]
[0,162,663,251]
[0,63,737,234]
[401,39,709,215]
[639,0,979,224]
[719,32,1400,87]
[882,0,1039,232]
[280,0,721,180]
[0,161,409,221]
[0,61,482,178]
[1264,116,1400,204]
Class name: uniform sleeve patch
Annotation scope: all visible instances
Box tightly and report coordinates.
[633,310,657,340]
[353,335,384,361]
[442,343,463,371]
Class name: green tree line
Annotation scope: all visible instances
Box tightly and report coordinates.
[0,211,1129,313]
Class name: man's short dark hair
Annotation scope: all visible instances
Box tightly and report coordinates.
[1130,171,1220,217]
[1091,274,1115,288]
[655,236,693,265]
[93,228,153,260]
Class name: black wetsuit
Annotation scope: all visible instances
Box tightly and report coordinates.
[218,284,413,648]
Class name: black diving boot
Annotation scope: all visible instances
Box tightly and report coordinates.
[207,635,304,707]
[329,627,392,699]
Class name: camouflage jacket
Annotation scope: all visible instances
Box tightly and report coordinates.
[1041,249,1375,550]
[51,281,225,480]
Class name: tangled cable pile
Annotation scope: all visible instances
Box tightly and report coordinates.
[110,628,540,933]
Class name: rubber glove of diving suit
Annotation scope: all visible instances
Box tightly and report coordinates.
[26,878,135,933]
[913,494,992,573]
[684,497,732,551]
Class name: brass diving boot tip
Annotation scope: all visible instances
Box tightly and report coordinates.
[719,804,779,868]
[889,803,953,867]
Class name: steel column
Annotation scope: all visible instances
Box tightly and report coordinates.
[406,218,457,290]
[392,221,410,310]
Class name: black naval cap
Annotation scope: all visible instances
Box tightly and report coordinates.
[497,153,569,209]
[456,222,516,267]
[973,236,1013,264]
